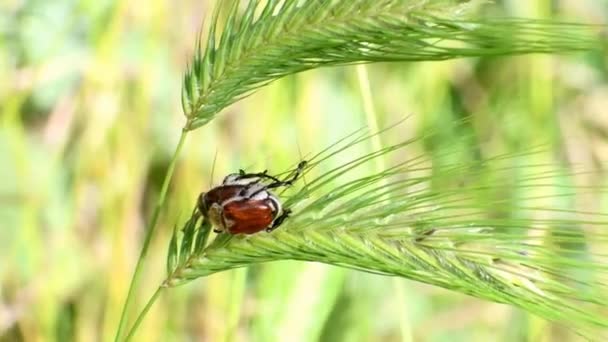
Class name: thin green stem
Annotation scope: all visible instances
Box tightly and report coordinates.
[356,64,380,150]
[124,286,164,341]
[356,64,412,342]
[225,268,248,342]
[115,129,189,341]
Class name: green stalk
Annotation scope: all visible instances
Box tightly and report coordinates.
[124,287,164,341]
[225,268,248,342]
[356,64,412,342]
[115,129,189,341]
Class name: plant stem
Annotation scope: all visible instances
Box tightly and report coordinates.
[356,64,380,149]
[356,64,412,342]
[124,286,164,341]
[225,268,248,342]
[115,129,189,341]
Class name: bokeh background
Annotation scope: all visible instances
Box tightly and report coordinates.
[1,0,607,341]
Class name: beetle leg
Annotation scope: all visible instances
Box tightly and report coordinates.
[238,169,284,184]
[267,161,307,189]
[239,169,267,176]
[266,208,292,232]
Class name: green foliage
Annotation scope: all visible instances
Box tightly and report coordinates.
[165,212,213,284]
[4,0,608,340]
[181,0,600,129]
[166,125,608,338]
[130,0,608,339]
[150,0,608,339]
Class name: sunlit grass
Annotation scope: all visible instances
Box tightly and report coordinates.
[1,0,607,341]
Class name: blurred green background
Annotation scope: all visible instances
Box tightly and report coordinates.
[1,0,607,341]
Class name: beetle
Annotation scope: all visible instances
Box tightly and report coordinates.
[197,161,307,234]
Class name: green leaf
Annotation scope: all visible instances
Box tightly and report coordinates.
[178,215,197,266]
[166,225,179,277]
[165,213,215,284]
[194,219,212,254]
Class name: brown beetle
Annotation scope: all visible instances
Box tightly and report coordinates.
[197,161,306,234]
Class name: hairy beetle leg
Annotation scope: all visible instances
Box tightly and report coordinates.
[267,161,307,190]
[239,169,283,183]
